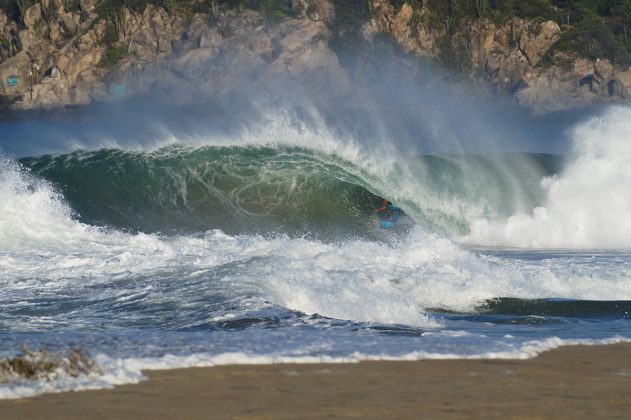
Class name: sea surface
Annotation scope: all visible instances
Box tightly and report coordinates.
[1,102,630,398]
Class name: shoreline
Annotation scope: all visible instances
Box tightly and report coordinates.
[1,342,631,418]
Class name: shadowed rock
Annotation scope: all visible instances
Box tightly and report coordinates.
[0,345,101,382]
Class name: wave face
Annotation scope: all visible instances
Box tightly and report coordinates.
[18,146,556,238]
[19,146,379,237]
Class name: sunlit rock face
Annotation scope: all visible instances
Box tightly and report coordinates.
[0,2,350,111]
[368,0,630,114]
[1,0,630,114]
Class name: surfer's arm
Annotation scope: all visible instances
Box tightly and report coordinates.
[373,200,388,213]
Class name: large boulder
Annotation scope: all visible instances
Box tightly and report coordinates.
[573,58,594,78]
[123,5,183,60]
[0,11,19,60]
[0,10,8,32]
[594,58,614,81]
[292,0,335,24]
[170,47,221,81]
[0,51,31,100]
[272,19,345,88]
[477,25,496,66]
[370,0,437,56]
[75,19,103,52]
[115,8,348,102]
[17,29,32,52]
[80,0,98,15]
[514,74,574,113]
[518,20,560,66]
[23,4,43,29]
[58,11,80,36]
[614,69,631,98]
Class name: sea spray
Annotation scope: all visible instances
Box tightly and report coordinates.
[465,106,631,249]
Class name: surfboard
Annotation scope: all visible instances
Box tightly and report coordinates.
[378,211,401,229]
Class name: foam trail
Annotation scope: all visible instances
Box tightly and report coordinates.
[465,106,631,249]
[1,336,629,400]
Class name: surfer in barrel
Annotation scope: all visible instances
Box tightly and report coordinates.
[374,199,401,215]
[373,198,403,228]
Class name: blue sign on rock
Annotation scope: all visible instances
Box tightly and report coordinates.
[6,75,19,87]
[111,84,126,96]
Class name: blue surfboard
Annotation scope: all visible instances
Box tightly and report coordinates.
[379,212,401,229]
[378,206,402,229]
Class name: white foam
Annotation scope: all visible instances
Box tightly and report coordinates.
[465,106,631,249]
[0,354,144,400]
[3,157,631,323]
[1,336,628,400]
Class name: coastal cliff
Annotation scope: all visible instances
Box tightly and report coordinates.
[0,0,348,111]
[368,0,631,113]
[1,0,630,114]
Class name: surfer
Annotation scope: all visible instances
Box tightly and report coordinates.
[373,198,403,229]
[373,199,401,215]
[374,199,391,214]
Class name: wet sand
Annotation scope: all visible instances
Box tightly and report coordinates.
[2,343,631,419]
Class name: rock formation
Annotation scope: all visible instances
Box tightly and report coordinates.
[109,7,348,102]
[1,0,630,114]
[0,1,348,111]
[0,1,107,108]
[367,0,631,113]
[0,345,100,382]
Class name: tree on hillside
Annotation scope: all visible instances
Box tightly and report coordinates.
[475,0,487,17]
[612,0,631,42]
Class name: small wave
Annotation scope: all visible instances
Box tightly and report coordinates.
[2,336,629,400]
[477,297,631,320]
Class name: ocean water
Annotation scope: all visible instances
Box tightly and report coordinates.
[1,103,630,399]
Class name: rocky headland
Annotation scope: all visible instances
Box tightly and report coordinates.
[0,0,630,115]
[369,0,631,113]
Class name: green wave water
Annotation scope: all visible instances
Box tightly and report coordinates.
[19,145,560,238]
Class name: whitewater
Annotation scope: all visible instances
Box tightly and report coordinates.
[1,101,630,398]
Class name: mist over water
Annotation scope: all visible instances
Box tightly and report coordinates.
[0,48,576,158]
[1,44,630,399]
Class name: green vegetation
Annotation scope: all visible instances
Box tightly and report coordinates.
[92,0,296,22]
[99,43,127,67]
[395,0,631,66]
[0,0,33,26]
[327,0,371,66]
[0,0,18,22]
[258,0,296,22]
[0,0,78,26]
[97,9,126,67]
[2,0,631,67]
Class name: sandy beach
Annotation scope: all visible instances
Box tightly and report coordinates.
[1,343,630,419]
